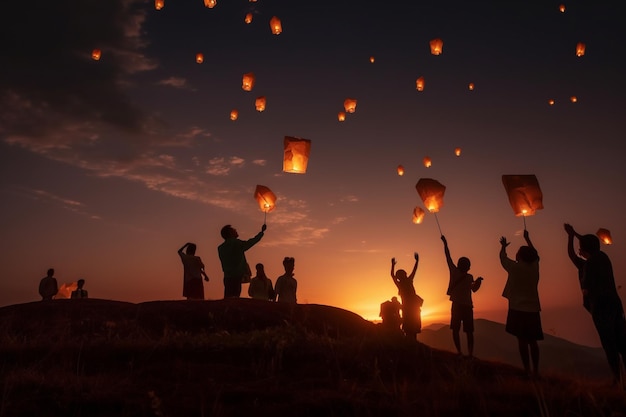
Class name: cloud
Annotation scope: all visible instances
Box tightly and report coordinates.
[157,77,191,89]
[21,188,102,220]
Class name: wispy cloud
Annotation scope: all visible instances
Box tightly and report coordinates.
[24,188,102,220]
[157,77,191,90]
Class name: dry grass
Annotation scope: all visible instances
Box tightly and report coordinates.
[0,299,624,417]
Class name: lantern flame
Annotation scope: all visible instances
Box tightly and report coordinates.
[242,73,255,91]
[270,16,282,34]
[416,76,425,92]
[597,228,613,245]
[254,185,277,213]
[429,38,443,55]
[283,136,311,174]
[416,178,446,213]
[412,207,425,224]
[91,49,101,61]
[255,96,266,112]
[502,175,544,217]
[576,42,585,57]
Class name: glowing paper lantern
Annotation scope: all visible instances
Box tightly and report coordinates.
[344,98,357,113]
[597,228,613,245]
[370,56,375,63]
[423,156,432,168]
[412,207,425,224]
[416,178,446,213]
[283,136,311,174]
[559,4,565,12]
[255,96,266,112]
[204,0,216,8]
[416,76,425,92]
[195,53,204,64]
[242,73,255,91]
[245,13,253,24]
[468,82,475,91]
[576,42,585,57]
[548,99,555,106]
[570,96,577,103]
[55,282,78,299]
[270,16,282,34]
[155,0,164,10]
[397,165,405,176]
[91,49,101,61]
[337,111,346,122]
[502,175,544,217]
[454,147,461,157]
[254,185,277,213]
[430,38,443,55]
[230,109,238,121]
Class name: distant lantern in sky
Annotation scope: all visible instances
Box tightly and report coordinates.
[502,175,544,217]
[245,13,253,23]
[416,76,425,92]
[429,38,443,55]
[397,165,405,176]
[369,56,375,63]
[254,185,277,213]
[468,82,475,91]
[343,98,357,113]
[412,207,425,224]
[548,99,555,105]
[596,228,613,245]
[570,96,578,103]
[91,49,101,61]
[204,0,216,7]
[454,147,462,157]
[230,109,238,121]
[155,0,164,10]
[195,53,204,64]
[270,16,282,34]
[283,136,311,174]
[576,42,585,57]
[559,4,565,12]
[423,156,432,168]
[242,73,255,91]
[337,111,346,122]
[416,178,446,213]
[255,96,266,112]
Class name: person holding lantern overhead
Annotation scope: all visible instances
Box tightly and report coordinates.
[218,224,266,298]
[499,230,543,378]
[390,252,423,341]
[564,224,626,385]
[441,235,483,357]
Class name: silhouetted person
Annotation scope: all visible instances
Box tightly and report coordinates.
[390,252,422,340]
[441,235,483,357]
[500,230,543,378]
[178,242,209,300]
[39,268,58,301]
[564,223,626,385]
[275,257,297,303]
[71,279,89,299]
[248,263,276,301]
[218,224,266,298]
[380,296,402,332]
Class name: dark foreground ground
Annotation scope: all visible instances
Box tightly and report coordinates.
[0,298,625,417]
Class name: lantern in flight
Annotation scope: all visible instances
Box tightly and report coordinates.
[416,76,425,92]
[397,165,405,176]
[430,38,443,55]
[468,82,475,91]
[255,96,266,112]
[344,98,357,113]
[155,0,164,10]
[570,96,578,103]
[423,156,432,168]
[412,207,425,224]
[337,111,346,122]
[254,185,277,215]
[91,49,101,61]
[454,147,461,157]
[502,175,544,217]
[245,13,253,24]
[576,42,585,57]
[369,56,375,63]
[559,4,565,12]
[270,16,282,34]
[596,228,613,245]
[548,99,555,106]
[204,0,216,7]
[416,178,446,213]
[195,53,204,64]
[283,136,311,174]
[230,109,238,121]
[242,73,255,91]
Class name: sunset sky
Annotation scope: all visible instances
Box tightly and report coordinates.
[1,0,625,348]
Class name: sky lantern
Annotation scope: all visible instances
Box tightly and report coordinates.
[195,53,204,64]
[155,0,164,10]
[369,56,375,63]
[412,207,425,224]
[454,147,461,157]
[559,4,565,12]
[416,178,446,213]
[397,165,405,176]
[91,49,101,61]
[230,109,238,121]
[337,111,346,122]
[283,136,311,174]
[576,42,585,57]
[242,73,255,91]
[570,96,578,103]
[254,185,276,224]
[204,0,216,8]
[502,174,544,228]
[429,38,443,55]
[245,13,253,24]
[468,82,475,91]
[548,99,555,105]
[344,98,357,113]
[255,96,266,112]
[270,16,282,34]
[423,156,432,168]
[55,282,78,299]
[596,228,613,245]
[416,76,425,92]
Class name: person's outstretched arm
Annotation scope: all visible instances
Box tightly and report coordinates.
[564,223,582,265]
[408,252,419,279]
[499,236,510,267]
[390,257,397,284]
[523,230,535,251]
[441,235,454,269]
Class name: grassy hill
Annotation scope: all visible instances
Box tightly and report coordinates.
[1,299,624,417]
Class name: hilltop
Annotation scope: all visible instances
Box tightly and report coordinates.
[0,299,624,417]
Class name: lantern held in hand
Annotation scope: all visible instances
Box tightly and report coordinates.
[502,174,544,217]
[596,228,613,245]
[254,185,277,223]
[283,136,311,174]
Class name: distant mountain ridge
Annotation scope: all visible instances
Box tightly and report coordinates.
[420,318,609,380]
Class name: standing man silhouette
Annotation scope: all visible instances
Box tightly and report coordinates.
[218,224,266,298]
[39,268,58,301]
